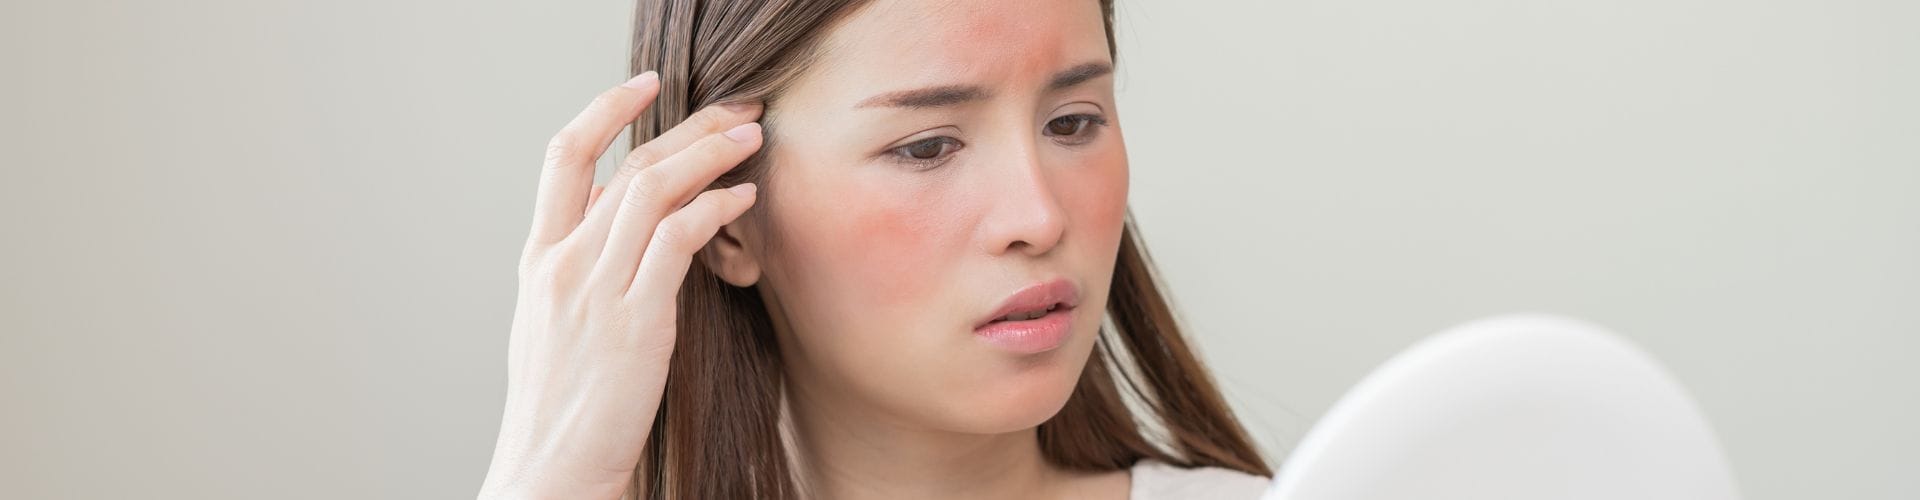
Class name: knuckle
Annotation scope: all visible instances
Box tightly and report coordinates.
[516,259,536,282]
[610,165,643,190]
[681,105,728,131]
[517,250,541,276]
[623,168,670,210]
[650,217,696,251]
[651,195,728,251]
[621,146,662,172]
[517,246,552,280]
[517,259,559,291]
[543,135,586,166]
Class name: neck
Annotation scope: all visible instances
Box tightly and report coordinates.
[784,384,1084,500]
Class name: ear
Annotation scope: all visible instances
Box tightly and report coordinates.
[701,217,763,287]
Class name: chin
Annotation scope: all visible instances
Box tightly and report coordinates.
[933,327,1100,434]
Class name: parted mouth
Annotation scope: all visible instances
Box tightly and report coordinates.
[975,278,1081,330]
[991,303,1066,323]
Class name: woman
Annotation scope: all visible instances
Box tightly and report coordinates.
[479,0,1273,498]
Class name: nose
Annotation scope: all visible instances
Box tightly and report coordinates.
[979,141,1067,257]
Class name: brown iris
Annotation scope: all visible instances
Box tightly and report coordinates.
[1047,116,1087,136]
[905,139,946,159]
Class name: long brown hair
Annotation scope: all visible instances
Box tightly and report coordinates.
[627,1,1269,497]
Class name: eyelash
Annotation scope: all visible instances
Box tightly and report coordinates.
[1044,113,1110,144]
[885,113,1110,170]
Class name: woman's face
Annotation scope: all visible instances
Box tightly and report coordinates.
[716,0,1128,434]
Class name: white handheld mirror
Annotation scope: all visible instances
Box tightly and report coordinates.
[1261,313,1741,500]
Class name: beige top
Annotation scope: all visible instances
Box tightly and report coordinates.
[1129,459,1272,500]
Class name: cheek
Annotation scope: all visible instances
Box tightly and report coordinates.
[819,182,967,310]
[1063,142,1131,239]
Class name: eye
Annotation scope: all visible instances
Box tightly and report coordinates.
[902,138,951,159]
[1044,113,1109,143]
[887,136,963,169]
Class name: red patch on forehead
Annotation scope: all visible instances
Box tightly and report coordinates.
[880,1,1070,82]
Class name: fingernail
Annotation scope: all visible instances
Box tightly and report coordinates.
[622,71,659,89]
[720,101,759,113]
[723,122,762,143]
[728,183,758,198]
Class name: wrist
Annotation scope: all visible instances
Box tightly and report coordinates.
[479,454,632,500]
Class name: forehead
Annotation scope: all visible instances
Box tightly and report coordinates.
[806,0,1111,99]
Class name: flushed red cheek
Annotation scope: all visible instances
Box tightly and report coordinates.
[832,190,963,310]
[1083,175,1128,225]
[1063,154,1130,241]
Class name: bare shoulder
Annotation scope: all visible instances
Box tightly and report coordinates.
[1128,459,1272,500]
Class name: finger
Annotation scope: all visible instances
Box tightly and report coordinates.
[626,183,758,301]
[587,123,764,292]
[527,71,660,246]
[580,102,763,227]
[587,185,605,211]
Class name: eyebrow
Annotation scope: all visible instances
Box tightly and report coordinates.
[1046,62,1113,92]
[857,84,985,109]
[854,61,1115,110]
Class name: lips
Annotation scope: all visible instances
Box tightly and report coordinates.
[976,278,1082,330]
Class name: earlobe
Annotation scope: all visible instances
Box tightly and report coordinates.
[703,221,763,287]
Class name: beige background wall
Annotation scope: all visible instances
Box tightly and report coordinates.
[2,0,1914,498]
